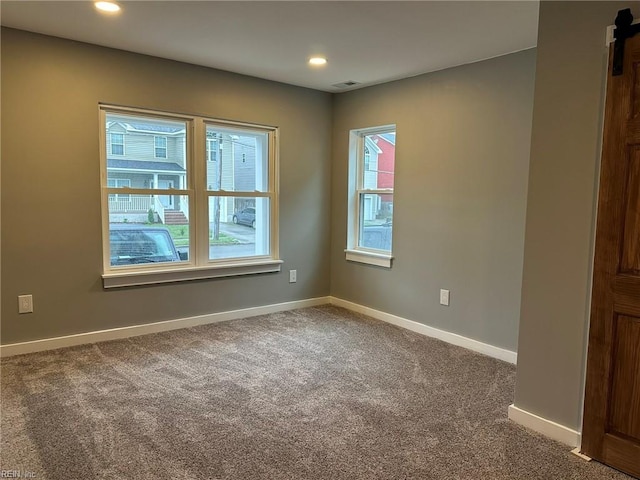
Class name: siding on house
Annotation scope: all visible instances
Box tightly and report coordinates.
[106,124,186,167]
[375,135,395,190]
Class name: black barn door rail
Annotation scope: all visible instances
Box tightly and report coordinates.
[613,8,640,75]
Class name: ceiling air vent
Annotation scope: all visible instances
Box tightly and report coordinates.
[332,80,360,89]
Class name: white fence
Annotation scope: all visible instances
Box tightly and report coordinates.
[108,195,152,212]
[154,195,166,224]
[109,194,189,224]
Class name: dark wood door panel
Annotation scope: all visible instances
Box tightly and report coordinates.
[632,61,640,119]
[624,121,640,142]
[615,275,640,295]
[608,315,640,440]
[602,434,640,478]
[583,23,640,478]
[614,295,640,317]
[621,146,640,273]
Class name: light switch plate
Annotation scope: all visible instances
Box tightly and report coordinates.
[439,289,450,306]
[18,294,33,314]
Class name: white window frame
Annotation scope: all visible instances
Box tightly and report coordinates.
[99,105,281,288]
[154,136,168,158]
[345,124,395,268]
[202,121,278,266]
[110,133,125,156]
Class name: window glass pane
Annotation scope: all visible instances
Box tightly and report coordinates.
[154,136,168,158]
[106,113,187,189]
[108,195,190,266]
[359,193,393,251]
[208,196,269,260]
[207,138,219,162]
[362,132,395,189]
[110,133,124,155]
[206,125,268,192]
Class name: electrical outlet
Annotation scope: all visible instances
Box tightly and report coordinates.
[439,289,450,306]
[289,270,297,283]
[18,294,33,314]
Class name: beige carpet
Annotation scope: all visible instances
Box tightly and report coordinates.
[0,305,633,479]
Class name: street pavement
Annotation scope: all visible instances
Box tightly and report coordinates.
[176,222,258,259]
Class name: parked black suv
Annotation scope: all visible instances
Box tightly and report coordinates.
[109,225,186,266]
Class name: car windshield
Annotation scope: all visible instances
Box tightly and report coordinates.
[110,229,176,265]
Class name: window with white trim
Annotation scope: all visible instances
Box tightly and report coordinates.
[207,137,219,162]
[154,136,168,158]
[100,106,280,288]
[345,125,396,268]
[110,133,124,155]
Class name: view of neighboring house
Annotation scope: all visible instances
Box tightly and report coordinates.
[205,127,261,225]
[106,116,260,225]
[106,117,188,224]
[362,132,395,221]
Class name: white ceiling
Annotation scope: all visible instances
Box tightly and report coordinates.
[0,1,539,92]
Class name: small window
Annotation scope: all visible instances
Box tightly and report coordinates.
[345,125,396,268]
[207,138,219,162]
[364,147,371,172]
[154,136,168,158]
[110,133,124,156]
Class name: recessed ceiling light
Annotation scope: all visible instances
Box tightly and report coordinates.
[95,1,121,13]
[309,57,327,66]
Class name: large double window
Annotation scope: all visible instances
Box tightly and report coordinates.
[346,125,396,267]
[100,106,280,287]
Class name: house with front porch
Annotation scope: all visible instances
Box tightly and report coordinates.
[106,118,257,225]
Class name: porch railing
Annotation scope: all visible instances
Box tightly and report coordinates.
[108,195,152,212]
[109,194,188,224]
[154,195,166,224]
[179,195,189,221]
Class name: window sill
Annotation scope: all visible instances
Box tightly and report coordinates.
[102,259,283,288]
[344,249,393,268]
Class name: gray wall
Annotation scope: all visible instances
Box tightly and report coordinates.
[514,1,640,431]
[1,28,332,344]
[330,49,537,352]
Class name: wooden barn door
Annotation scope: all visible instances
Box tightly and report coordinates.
[582,23,640,479]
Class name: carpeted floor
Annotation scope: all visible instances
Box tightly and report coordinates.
[0,305,634,479]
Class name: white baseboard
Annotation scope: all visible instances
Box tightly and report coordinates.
[0,296,331,357]
[329,296,517,364]
[2,295,517,366]
[508,404,581,447]
[6,294,580,450]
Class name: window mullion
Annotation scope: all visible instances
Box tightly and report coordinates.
[209,191,272,198]
[193,118,208,267]
[358,189,394,195]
